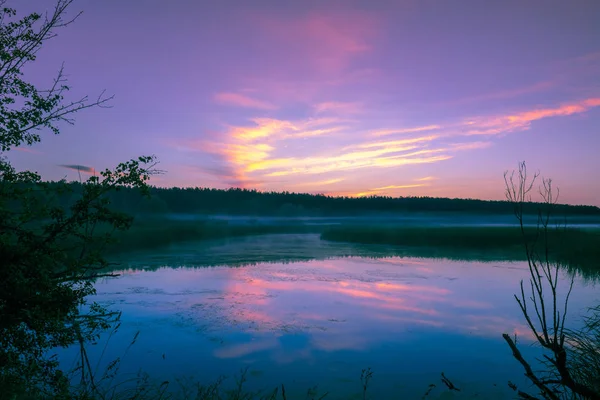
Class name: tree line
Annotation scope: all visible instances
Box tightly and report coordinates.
[36,182,600,217]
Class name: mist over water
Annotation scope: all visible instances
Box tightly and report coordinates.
[164,212,600,229]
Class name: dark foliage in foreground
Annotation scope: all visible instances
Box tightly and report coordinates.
[0,1,157,397]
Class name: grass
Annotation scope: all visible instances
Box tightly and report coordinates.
[321,225,600,275]
[95,218,600,277]
[60,338,476,400]
[104,218,323,255]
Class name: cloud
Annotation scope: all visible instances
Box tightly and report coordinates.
[177,116,480,186]
[255,12,379,75]
[548,51,600,85]
[289,126,346,138]
[262,154,453,177]
[370,125,441,137]
[461,97,600,136]
[314,101,363,115]
[229,119,295,141]
[354,183,429,197]
[248,138,491,179]
[292,178,345,187]
[213,92,278,110]
[508,98,600,123]
[180,117,347,187]
[448,141,493,151]
[228,118,343,141]
[416,176,437,181]
[59,164,95,173]
[197,142,274,188]
[192,163,264,188]
[171,95,595,194]
[349,135,439,150]
[15,147,43,154]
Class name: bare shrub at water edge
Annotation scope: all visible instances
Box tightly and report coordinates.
[502,161,600,400]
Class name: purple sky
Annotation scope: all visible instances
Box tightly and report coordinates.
[9,0,600,205]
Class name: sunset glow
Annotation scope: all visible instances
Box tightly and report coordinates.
[11,0,600,205]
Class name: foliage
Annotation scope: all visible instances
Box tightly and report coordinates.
[502,162,600,400]
[321,225,600,273]
[28,182,600,218]
[105,218,322,255]
[0,1,157,397]
[0,0,111,151]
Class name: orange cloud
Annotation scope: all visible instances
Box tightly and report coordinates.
[237,131,463,178]
[213,92,278,110]
[229,118,343,141]
[508,98,600,123]
[257,151,451,177]
[230,118,296,141]
[174,96,595,192]
[354,183,429,197]
[186,117,348,187]
[291,178,345,187]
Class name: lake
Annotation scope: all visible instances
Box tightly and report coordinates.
[61,234,600,399]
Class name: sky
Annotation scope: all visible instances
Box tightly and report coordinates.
[7,0,600,205]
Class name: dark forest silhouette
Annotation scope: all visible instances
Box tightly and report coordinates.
[41,182,600,217]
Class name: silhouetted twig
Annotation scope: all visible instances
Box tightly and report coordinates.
[441,372,460,392]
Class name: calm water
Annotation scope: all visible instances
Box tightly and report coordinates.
[61,235,599,399]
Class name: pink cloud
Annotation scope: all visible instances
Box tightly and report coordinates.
[508,98,600,123]
[15,147,43,154]
[370,125,441,137]
[314,101,363,115]
[213,92,278,110]
[252,11,379,76]
[462,97,600,136]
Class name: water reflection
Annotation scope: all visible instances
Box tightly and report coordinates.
[102,258,542,339]
[88,255,598,398]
